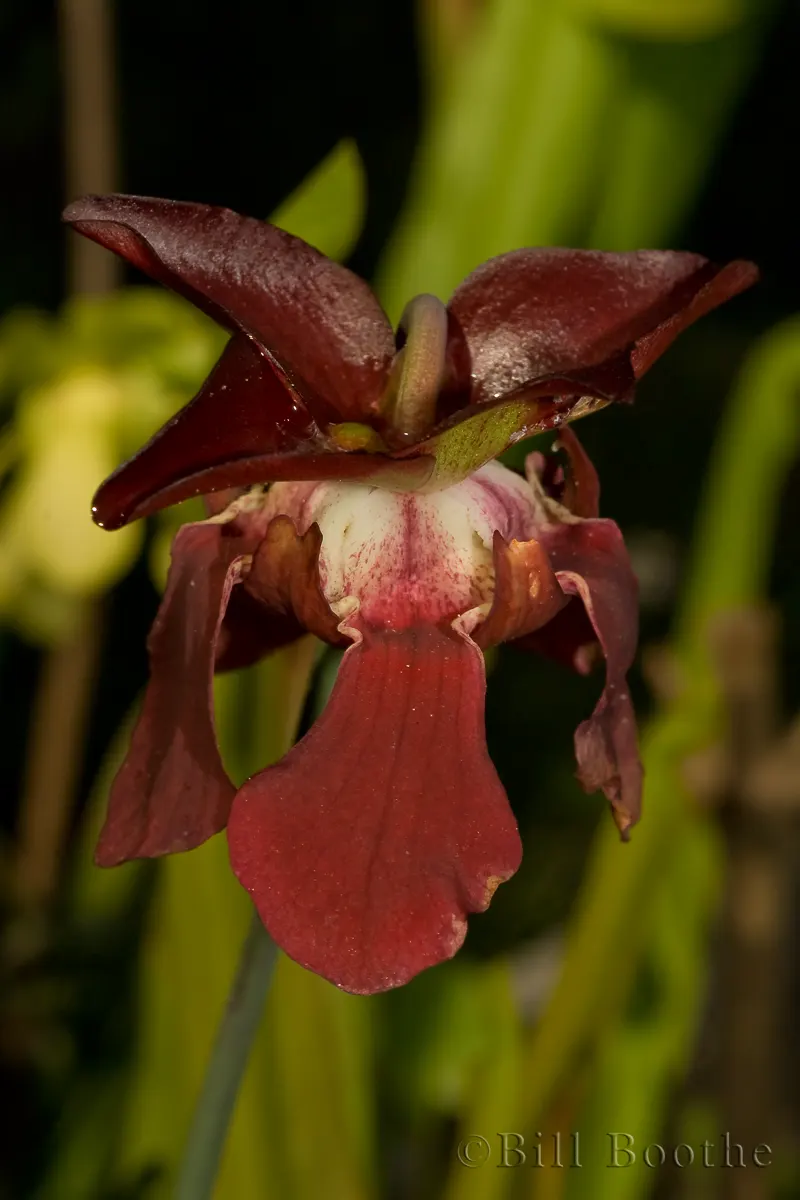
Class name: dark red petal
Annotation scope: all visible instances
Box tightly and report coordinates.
[523,520,642,835]
[96,522,252,865]
[93,334,317,529]
[447,249,757,405]
[227,625,521,994]
[631,259,759,378]
[91,334,434,530]
[63,194,395,421]
[473,533,567,648]
[215,586,303,674]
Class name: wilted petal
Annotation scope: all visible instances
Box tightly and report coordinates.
[524,519,642,835]
[96,522,250,864]
[447,249,758,405]
[227,624,521,994]
[63,194,395,421]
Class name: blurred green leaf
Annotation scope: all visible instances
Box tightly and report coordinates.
[443,960,523,1200]
[587,27,772,249]
[261,955,376,1200]
[568,0,746,39]
[378,1,622,314]
[270,138,366,262]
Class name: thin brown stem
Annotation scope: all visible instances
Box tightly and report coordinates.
[58,0,120,293]
[14,0,120,917]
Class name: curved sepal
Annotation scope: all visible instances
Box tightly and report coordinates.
[227,624,521,994]
[92,333,434,529]
[447,248,758,405]
[63,193,395,421]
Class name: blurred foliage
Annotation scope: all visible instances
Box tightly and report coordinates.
[0,3,797,1200]
[0,292,222,641]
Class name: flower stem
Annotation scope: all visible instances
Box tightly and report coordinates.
[174,912,278,1200]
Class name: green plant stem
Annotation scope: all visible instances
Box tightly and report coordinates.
[174,913,278,1200]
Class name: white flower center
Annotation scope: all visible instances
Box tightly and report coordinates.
[264,460,539,631]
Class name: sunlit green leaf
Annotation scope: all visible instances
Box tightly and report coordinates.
[270,138,366,263]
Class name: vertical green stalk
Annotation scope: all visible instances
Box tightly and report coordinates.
[174,915,278,1200]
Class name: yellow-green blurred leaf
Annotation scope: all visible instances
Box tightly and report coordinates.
[2,425,142,596]
[261,955,376,1200]
[444,960,522,1200]
[270,138,366,262]
[569,0,745,40]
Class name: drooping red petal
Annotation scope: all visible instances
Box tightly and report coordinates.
[447,249,757,405]
[63,194,395,421]
[96,522,254,865]
[521,519,642,835]
[227,624,521,994]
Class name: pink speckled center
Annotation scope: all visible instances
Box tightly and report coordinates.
[261,460,540,631]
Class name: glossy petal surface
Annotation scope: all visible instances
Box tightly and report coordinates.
[228,624,521,994]
[92,334,433,529]
[96,522,247,864]
[447,249,758,404]
[63,194,395,420]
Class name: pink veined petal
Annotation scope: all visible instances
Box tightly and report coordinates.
[447,248,758,405]
[227,624,522,994]
[96,522,253,865]
[63,193,396,421]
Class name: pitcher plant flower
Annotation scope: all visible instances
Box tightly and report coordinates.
[64,195,756,993]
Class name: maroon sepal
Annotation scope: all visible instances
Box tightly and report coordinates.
[445,249,758,405]
[96,522,247,865]
[227,624,521,994]
[90,332,433,530]
[62,194,395,422]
